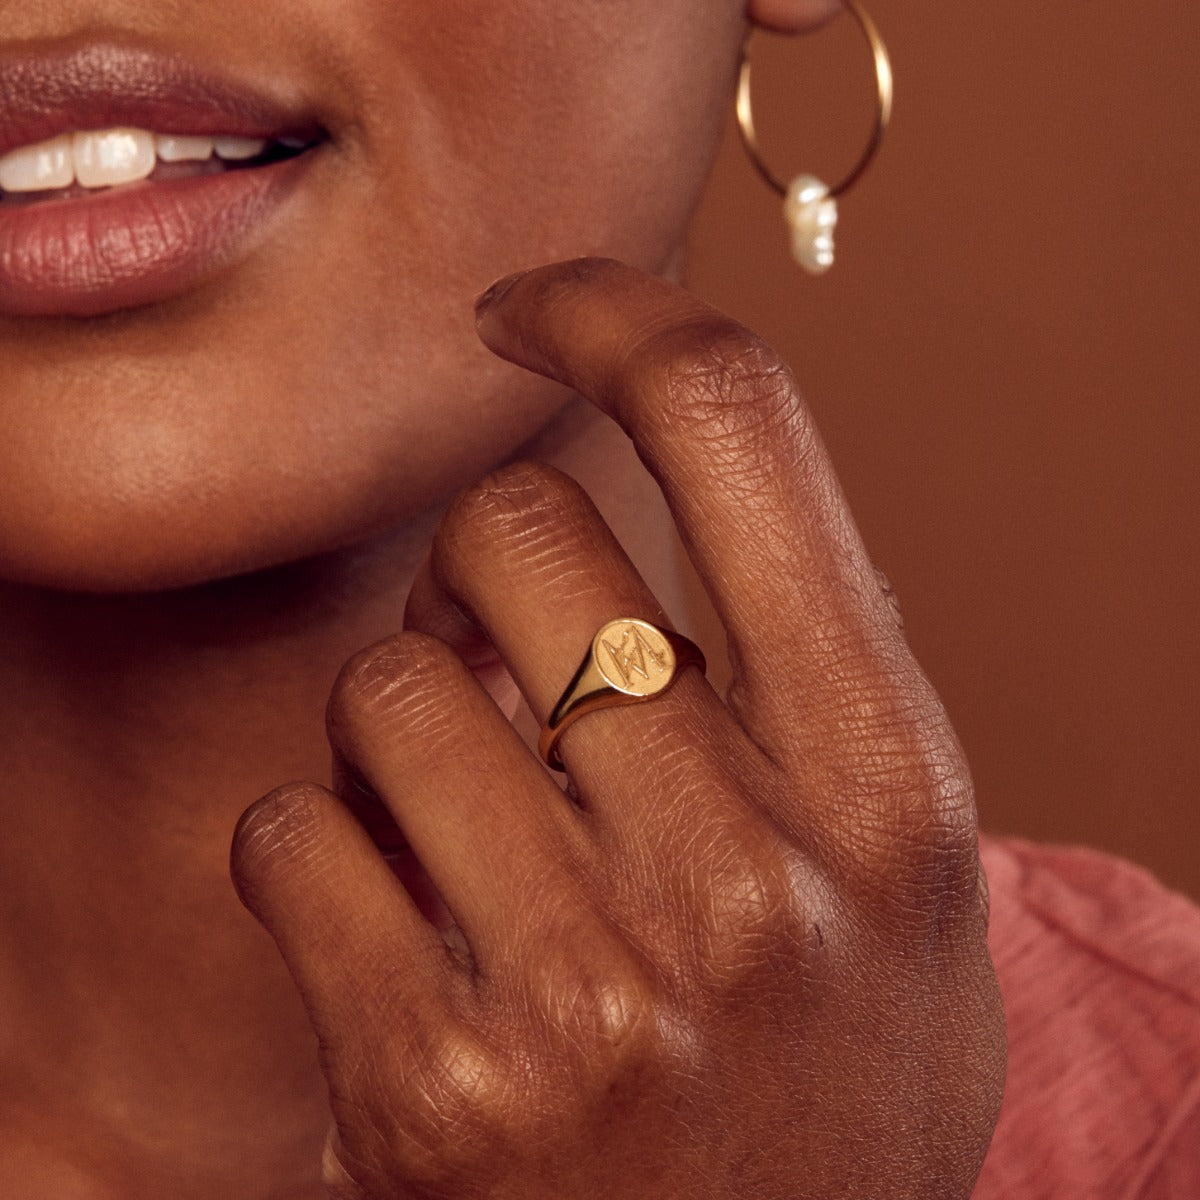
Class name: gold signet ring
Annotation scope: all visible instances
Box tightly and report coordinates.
[538,618,707,773]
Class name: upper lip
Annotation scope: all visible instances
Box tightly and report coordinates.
[0,40,325,161]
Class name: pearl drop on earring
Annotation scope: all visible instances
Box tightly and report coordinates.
[785,175,838,275]
[738,1,892,277]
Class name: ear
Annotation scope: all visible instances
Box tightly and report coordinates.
[747,0,842,34]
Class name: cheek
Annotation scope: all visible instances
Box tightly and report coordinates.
[349,0,744,271]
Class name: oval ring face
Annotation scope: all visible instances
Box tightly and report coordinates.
[591,619,678,697]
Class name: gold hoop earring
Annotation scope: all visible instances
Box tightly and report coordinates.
[737,0,894,274]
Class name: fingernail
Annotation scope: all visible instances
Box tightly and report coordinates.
[474,270,528,316]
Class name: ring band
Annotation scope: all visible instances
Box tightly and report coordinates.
[538,618,707,773]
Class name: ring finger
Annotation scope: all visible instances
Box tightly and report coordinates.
[403,460,745,810]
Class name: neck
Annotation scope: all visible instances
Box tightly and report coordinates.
[0,400,685,1198]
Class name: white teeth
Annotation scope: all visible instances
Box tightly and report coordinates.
[0,128,285,194]
[213,136,266,161]
[155,134,214,163]
[73,128,157,188]
[0,134,74,193]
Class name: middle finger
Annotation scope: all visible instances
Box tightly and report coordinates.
[474,260,919,763]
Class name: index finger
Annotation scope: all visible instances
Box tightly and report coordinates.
[474,258,910,747]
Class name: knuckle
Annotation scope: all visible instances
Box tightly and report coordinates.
[690,836,818,991]
[326,631,463,742]
[821,699,983,926]
[818,667,975,836]
[363,1028,509,1191]
[520,931,657,1070]
[630,317,811,458]
[409,1030,507,1123]
[552,963,653,1056]
[856,718,970,829]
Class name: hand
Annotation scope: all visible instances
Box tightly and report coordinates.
[231,259,1005,1199]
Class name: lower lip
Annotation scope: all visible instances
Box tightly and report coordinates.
[0,154,312,318]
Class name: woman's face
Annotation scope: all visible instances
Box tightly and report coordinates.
[0,1,747,592]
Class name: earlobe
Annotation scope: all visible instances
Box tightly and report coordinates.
[747,0,842,34]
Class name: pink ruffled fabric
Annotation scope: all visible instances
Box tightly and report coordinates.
[975,837,1200,1198]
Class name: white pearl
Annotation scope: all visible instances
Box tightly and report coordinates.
[784,174,838,275]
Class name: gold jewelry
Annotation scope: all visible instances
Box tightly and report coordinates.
[539,618,707,773]
[737,0,894,274]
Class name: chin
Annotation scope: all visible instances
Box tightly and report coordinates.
[0,443,434,595]
[0,508,351,595]
[0,386,556,597]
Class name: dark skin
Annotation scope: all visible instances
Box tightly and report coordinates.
[0,2,1003,1197]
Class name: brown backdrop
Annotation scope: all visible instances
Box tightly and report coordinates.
[686,0,1200,897]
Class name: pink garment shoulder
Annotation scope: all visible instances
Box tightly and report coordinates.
[974,836,1200,1198]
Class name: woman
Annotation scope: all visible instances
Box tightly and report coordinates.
[0,3,1195,1197]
